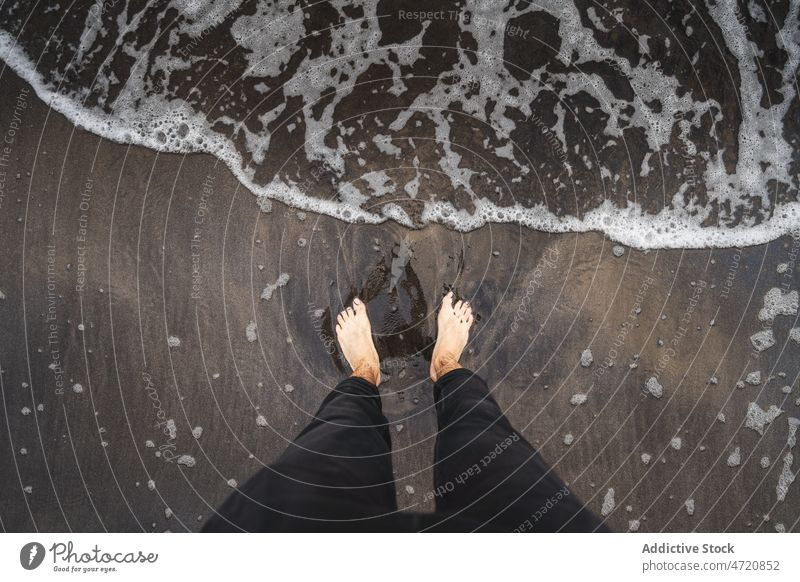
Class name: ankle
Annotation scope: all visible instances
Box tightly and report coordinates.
[352,360,381,386]
[431,355,461,382]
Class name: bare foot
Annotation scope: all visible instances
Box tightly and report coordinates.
[335,298,381,386]
[430,291,473,381]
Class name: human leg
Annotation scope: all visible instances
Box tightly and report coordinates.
[203,298,397,531]
[428,292,606,532]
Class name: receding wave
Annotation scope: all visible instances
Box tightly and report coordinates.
[1,0,799,248]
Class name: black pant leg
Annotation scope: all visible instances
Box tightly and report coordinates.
[203,377,397,532]
[431,368,608,532]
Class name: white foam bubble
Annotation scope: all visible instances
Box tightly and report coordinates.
[645,376,663,399]
[601,488,615,516]
[744,402,783,435]
[727,446,741,467]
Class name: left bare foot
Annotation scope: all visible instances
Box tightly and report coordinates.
[335,298,381,386]
[430,291,473,381]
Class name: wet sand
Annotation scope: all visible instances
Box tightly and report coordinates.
[0,70,799,532]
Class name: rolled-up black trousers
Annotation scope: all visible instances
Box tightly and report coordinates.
[203,368,608,532]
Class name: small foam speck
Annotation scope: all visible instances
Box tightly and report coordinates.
[749,329,775,352]
[744,402,782,435]
[570,393,587,406]
[645,376,663,399]
[177,454,196,467]
[758,288,798,322]
[745,371,762,385]
[601,488,615,516]
[261,273,290,301]
[245,321,258,342]
[788,417,800,448]
[727,446,741,467]
[776,452,794,501]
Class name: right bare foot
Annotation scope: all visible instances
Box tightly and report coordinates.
[430,291,473,381]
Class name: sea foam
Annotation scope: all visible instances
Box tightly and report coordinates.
[0,0,798,249]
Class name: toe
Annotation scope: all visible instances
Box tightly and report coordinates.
[335,323,342,334]
[346,306,354,318]
[442,291,453,307]
[466,314,474,326]
[337,313,346,326]
[454,300,463,313]
[461,301,471,316]
[353,297,365,313]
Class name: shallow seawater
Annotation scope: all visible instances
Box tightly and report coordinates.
[1,0,798,248]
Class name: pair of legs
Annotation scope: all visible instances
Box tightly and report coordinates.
[203,293,607,532]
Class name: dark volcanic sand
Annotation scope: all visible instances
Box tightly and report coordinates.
[0,70,799,532]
